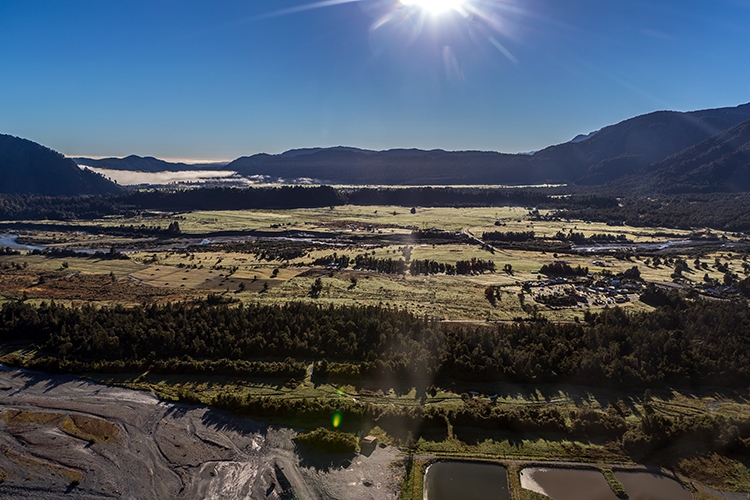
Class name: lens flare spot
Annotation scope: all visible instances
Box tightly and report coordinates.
[400,0,466,15]
[331,411,343,428]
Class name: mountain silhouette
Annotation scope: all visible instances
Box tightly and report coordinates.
[0,134,121,196]
[226,102,750,186]
[72,155,227,172]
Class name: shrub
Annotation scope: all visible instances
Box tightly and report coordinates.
[294,427,358,453]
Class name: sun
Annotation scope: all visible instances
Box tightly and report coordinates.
[399,0,467,15]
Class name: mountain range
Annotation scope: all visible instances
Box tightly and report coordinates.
[3,102,750,195]
[72,155,228,172]
[224,102,750,187]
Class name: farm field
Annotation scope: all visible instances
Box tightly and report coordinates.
[3,205,750,319]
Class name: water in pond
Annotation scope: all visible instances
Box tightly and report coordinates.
[614,471,692,500]
[423,461,509,500]
[520,468,618,500]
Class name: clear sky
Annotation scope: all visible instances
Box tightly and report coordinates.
[1,0,749,161]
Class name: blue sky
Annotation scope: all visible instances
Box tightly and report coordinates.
[1,0,749,161]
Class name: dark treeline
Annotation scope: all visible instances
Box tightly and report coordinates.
[480,230,631,245]
[0,193,129,220]
[3,293,750,389]
[455,258,496,274]
[7,187,749,234]
[312,253,350,268]
[0,301,437,370]
[0,189,617,221]
[0,222,181,239]
[554,231,630,243]
[439,297,750,388]
[345,188,553,207]
[408,258,496,276]
[349,255,495,275]
[539,261,589,276]
[120,186,344,211]
[0,187,344,220]
[482,230,535,242]
[5,189,750,234]
[558,193,750,232]
[29,247,129,260]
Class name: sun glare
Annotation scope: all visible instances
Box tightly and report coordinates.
[400,0,467,15]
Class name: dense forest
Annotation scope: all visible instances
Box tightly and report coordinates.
[556,192,750,231]
[4,295,750,459]
[3,291,750,390]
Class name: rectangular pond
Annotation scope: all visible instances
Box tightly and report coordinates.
[614,471,692,500]
[423,461,509,500]
[519,467,619,500]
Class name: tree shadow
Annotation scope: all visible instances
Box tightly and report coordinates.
[199,407,269,436]
[163,404,191,420]
[295,444,357,472]
[10,367,81,394]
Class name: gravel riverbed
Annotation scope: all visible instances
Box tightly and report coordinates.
[0,365,402,499]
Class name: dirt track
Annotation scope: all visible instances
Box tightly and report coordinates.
[0,365,402,499]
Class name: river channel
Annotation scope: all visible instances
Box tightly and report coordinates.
[0,234,44,251]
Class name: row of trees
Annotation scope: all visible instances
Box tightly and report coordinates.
[313,253,351,268]
[4,292,750,389]
[455,258,496,274]
[409,259,456,275]
[352,254,407,274]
